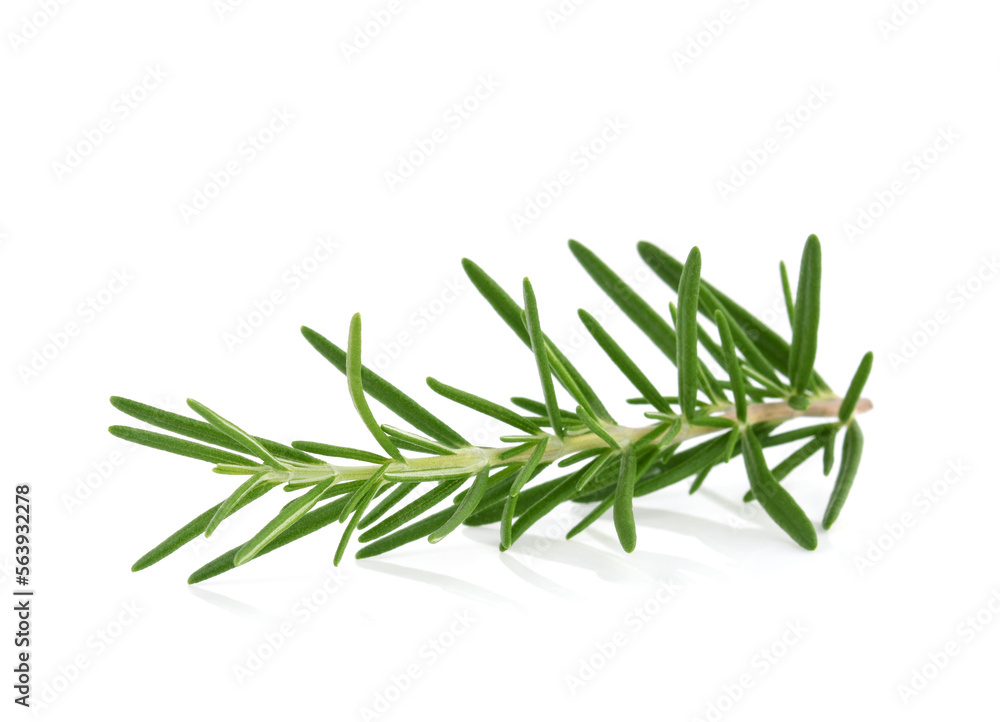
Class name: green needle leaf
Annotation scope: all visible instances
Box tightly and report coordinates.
[715,311,747,423]
[510,397,579,422]
[205,472,271,537]
[741,428,817,550]
[508,473,579,548]
[677,247,702,421]
[188,494,352,583]
[355,507,454,560]
[839,351,874,423]
[743,434,829,502]
[291,441,389,464]
[689,466,711,495]
[358,482,418,530]
[462,258,611,421]
[426,377,542,434]
[566,496,614,539]
[823,433,836,476]
[613,444,638,552]
[574,405,620,450]
[301,325,469,448]
[578,309,670,414]
[339,463,390,523]
[780,261,795,327]
[334,479,381,566]
[822,421,864,529]
[347,313,405,463]
[109,425,256,466]
[722,427,740,463]
[358,478,466,543]
[429,465,491,543]
[575,452,611,492]
[522,278,563,438]
[382,425,456,456]
[132,483,274,572]
[637,241,798,386]
[187,399,286,469]
[501,439,549,549]
[788,234,822,394]
[110,396,321,464]
[569,240,679,362]
[235,475,342,566]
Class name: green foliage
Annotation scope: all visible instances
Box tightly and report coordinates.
[113,234,873,582]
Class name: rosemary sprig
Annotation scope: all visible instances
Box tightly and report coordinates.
[112,234,873,582]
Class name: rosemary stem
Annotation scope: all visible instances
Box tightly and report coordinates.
[274,397,872,486]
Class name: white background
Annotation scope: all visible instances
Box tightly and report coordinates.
[3,1,999,720]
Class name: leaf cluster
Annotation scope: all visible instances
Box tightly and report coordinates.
[110,235,873,583]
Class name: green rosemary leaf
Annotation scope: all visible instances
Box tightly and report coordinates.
[358,482,418,530]
[426,377,542,434]
[463,471,558,527]
[508,440,549,500]
[428,466,491,543]
[205,472,270,537]
[235,475,342,566]
[110,396,321,464]
[461,258,532,345]
[743,435,828,502]
[689,466,711,494]
[788,235,822,394]
[822,421,864,529]
[761,423,839,448]
[696,317,727,369]
[290,441,389,464]
[498,441,539,461]
[566,496,614,539]
[722,427,740,463]
[715,311,747,423]
[658,418,683,448]
[382,425,456,455]
[839,351,874,423]
[626,395,680,406]
[690,415,739,429]
[507,471,580,548]
[334,479,381,566]
[632,433,732,497]
[356,507,454,560]
[568,240,679,362]
[188,495,351,583]
[823,433,836,476]
[383,465,479,483]
[522,279,564,438]
[455,465,521,506]
[558,448,603,467]
[741,428,817,550]
[132,483,274,572]
[578,310,670,413]
[109,425,256,466]
[339,463,389,523]
[357,479,466,543]
[575,452,611,491]
[186,399,285,469]
[575,405,620,449]
[508,397,574,420]
[677,246,702,421]
[301,325,469,448]
[637,242,787,385]
[613,444,638,552]
[500,440,549,549]
[780,261,795,326]
[462,258,611,421]
[347,314,405,463]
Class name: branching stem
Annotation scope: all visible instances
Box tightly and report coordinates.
[266,397,872,487]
